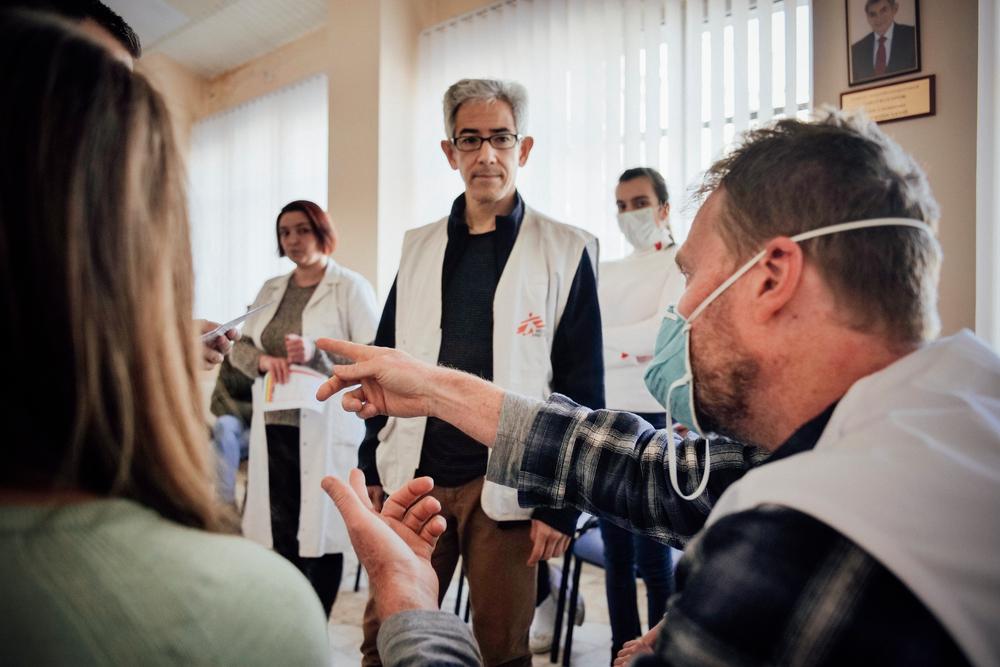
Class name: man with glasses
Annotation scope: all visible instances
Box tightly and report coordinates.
[356,78,604,666]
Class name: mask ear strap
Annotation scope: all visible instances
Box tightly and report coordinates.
[688,249,765,322]
[666,217,931,500]
[789,217,933,243]
[667,432,712,501]
[688,218,932,323]
[665,376,711,501]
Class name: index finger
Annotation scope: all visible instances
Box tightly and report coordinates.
[315,338,376,363]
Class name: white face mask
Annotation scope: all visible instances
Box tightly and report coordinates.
[617,207,671,251]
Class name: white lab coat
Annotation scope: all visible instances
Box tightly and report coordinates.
[708,331,1000,667]
[599,245,684,413]
[241,259,378,557]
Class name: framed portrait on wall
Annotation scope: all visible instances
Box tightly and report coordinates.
[846,0,921,87]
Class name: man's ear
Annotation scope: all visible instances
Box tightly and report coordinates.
[441,140,459,170]
[518,136,534,167]
[749,236,803,324]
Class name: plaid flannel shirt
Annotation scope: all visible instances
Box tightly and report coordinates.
[488,393,770,548]
[487,393,969,665]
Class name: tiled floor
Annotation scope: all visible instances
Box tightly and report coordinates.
[328,551,650,666]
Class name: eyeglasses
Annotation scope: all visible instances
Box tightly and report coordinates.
[451,133,520,152]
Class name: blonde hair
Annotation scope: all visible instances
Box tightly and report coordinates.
[0,10,231,530]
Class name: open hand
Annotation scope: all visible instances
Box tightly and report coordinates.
[322,469,447,621]
[613,620,661,665]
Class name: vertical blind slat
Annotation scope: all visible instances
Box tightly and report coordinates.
[709,0,725,158]
[732,0,750,133]
[407,0,810,257]
[758,0,774,122]
[784,0,797,117]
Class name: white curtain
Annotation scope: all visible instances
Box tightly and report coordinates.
[415,0,812,260]
[188,74,328,323]
[977,0,999,348]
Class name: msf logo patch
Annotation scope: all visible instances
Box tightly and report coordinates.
[516,312,545,337]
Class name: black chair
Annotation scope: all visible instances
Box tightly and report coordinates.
[453,560,472,622]
[547,516,598,664]
[555,520,684,665]
[558,518,603,665]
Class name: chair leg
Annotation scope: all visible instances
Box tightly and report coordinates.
[562,555,584,667]
[550,539,575,663]
[353,562,363,592]
[454,569,465,616]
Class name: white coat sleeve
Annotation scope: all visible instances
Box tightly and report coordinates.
[603,263,685,369]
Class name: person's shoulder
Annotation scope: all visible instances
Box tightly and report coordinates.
[412,216,450,235]
[400,217,448,248]
[328,260,374,291]
[851,31,874,50]
[601,247,676,274]
[524,207,596,244]
[676,506,853,616]
[261,271,291,290]
[145,519,330,663]
[0,500,329,666]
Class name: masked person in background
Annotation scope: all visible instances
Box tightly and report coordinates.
[597,167,682,660]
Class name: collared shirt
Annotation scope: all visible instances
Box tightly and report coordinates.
[871,21,896,67]
[485,394,969,665]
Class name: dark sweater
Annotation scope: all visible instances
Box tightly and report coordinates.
[416,230,497,486]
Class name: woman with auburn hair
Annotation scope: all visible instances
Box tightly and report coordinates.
[0,10,328,664]
[230,200,378,617]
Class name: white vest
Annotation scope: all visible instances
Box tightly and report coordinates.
[707,331,1000,667]
[378,207,597,520]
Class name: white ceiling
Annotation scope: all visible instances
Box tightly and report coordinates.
[105,0,328,78]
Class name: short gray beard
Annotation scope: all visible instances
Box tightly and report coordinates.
[689,298,762,446]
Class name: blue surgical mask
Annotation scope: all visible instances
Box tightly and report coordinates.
[643,217,933,500]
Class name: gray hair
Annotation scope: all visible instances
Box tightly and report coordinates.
[700,107,941,343]
[442,78,529,138]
